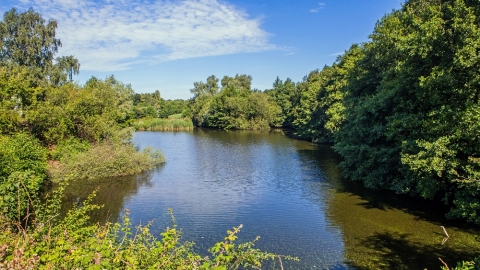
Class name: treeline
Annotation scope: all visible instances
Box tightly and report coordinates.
[295,0,480,226]
[187,0,480,227]
[132,90,188,119]
[303,0,480,226]
[186,74,282,129]
[0,8,288,269]
[0,8,163,222]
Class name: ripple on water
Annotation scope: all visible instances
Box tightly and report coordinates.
[58,130,479,269]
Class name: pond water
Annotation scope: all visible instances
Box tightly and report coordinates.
[60,129,480,269]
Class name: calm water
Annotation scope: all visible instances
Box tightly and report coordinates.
[60,129,480,269]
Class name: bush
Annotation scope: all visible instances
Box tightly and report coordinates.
[0,185,297,269]
[51,137,90,162]
[0,133,48,179]
[0,133,48,221]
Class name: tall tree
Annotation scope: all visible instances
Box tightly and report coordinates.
[333,0,480,223]
[0,8,61,69]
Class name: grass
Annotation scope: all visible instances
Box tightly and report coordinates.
[48,142,165,182]
[132,116,194,131]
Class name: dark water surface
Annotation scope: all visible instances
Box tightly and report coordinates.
[61,130,479,269]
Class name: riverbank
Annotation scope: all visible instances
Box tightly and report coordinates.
[48,141,165,183]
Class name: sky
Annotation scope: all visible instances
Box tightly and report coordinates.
[1,0,403,100]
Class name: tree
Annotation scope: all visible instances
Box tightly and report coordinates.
[55,55,80,81]
[189,74,279,129]
[333,0,480,223]
[266,77,297,127]
[0,8,61,69]
[0,8,80,86]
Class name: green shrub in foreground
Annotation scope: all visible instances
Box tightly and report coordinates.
[0,184,297,269]
[0,133,48,222]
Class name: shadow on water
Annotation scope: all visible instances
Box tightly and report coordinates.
[49,130,479,269]
[51,166,162,223]
[350,231,479,270]
[294,146,480,269]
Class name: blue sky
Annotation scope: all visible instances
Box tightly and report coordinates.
[1,0,403,99]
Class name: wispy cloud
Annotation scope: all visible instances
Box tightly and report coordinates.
[328,51,344,57]
[14,0,276,71]
[310,2,325,13]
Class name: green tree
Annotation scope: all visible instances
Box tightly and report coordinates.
[333,0,480,223]
[265,77,297,127]
[189,74,279,129]
[54,55,80,82]
[0,8,61,69]
[0,8,80,87]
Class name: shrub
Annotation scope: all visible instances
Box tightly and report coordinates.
[0,185,297,269]
[51,137,90,162]
[0,133,47,221]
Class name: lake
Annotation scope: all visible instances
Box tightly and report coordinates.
[60,129,480,269]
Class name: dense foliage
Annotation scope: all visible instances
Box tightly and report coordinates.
[335,0,480,224]
[188,74,281,130]
[0,8,162,222]
[132,91,188,119]
[263,0,480,229]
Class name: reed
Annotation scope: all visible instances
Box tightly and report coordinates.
[49,142,165,182]
[132,117,194,131]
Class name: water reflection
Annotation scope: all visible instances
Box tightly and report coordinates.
[56,130,479,269]
[57,169,157,223]
[129,130,346,269]
[324,164,479,269]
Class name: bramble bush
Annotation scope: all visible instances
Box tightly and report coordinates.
[0,133,47,222]
[0,182,297,269]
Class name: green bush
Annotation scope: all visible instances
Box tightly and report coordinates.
[51,137,90,162]
[0,185,297,269]
[0,133,47,221]
[0,133,48,179]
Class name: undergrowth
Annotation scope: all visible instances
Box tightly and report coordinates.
[0,181,297,269]
[49,142,165,182]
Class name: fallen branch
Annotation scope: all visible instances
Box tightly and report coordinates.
[441,226,450,238]
[439,257,449,270]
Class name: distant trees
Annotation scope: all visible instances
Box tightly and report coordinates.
[132,90,188,119]
[188,74,281,129]
[54,55,80,83]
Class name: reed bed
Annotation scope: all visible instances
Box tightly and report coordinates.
[133,117,194,131]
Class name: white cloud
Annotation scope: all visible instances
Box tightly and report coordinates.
[310,2,325,13]
[15,0,276,71]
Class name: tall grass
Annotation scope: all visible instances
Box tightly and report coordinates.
[48,142,164,182]
[132,116,194,131]
[167,113,184,119]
